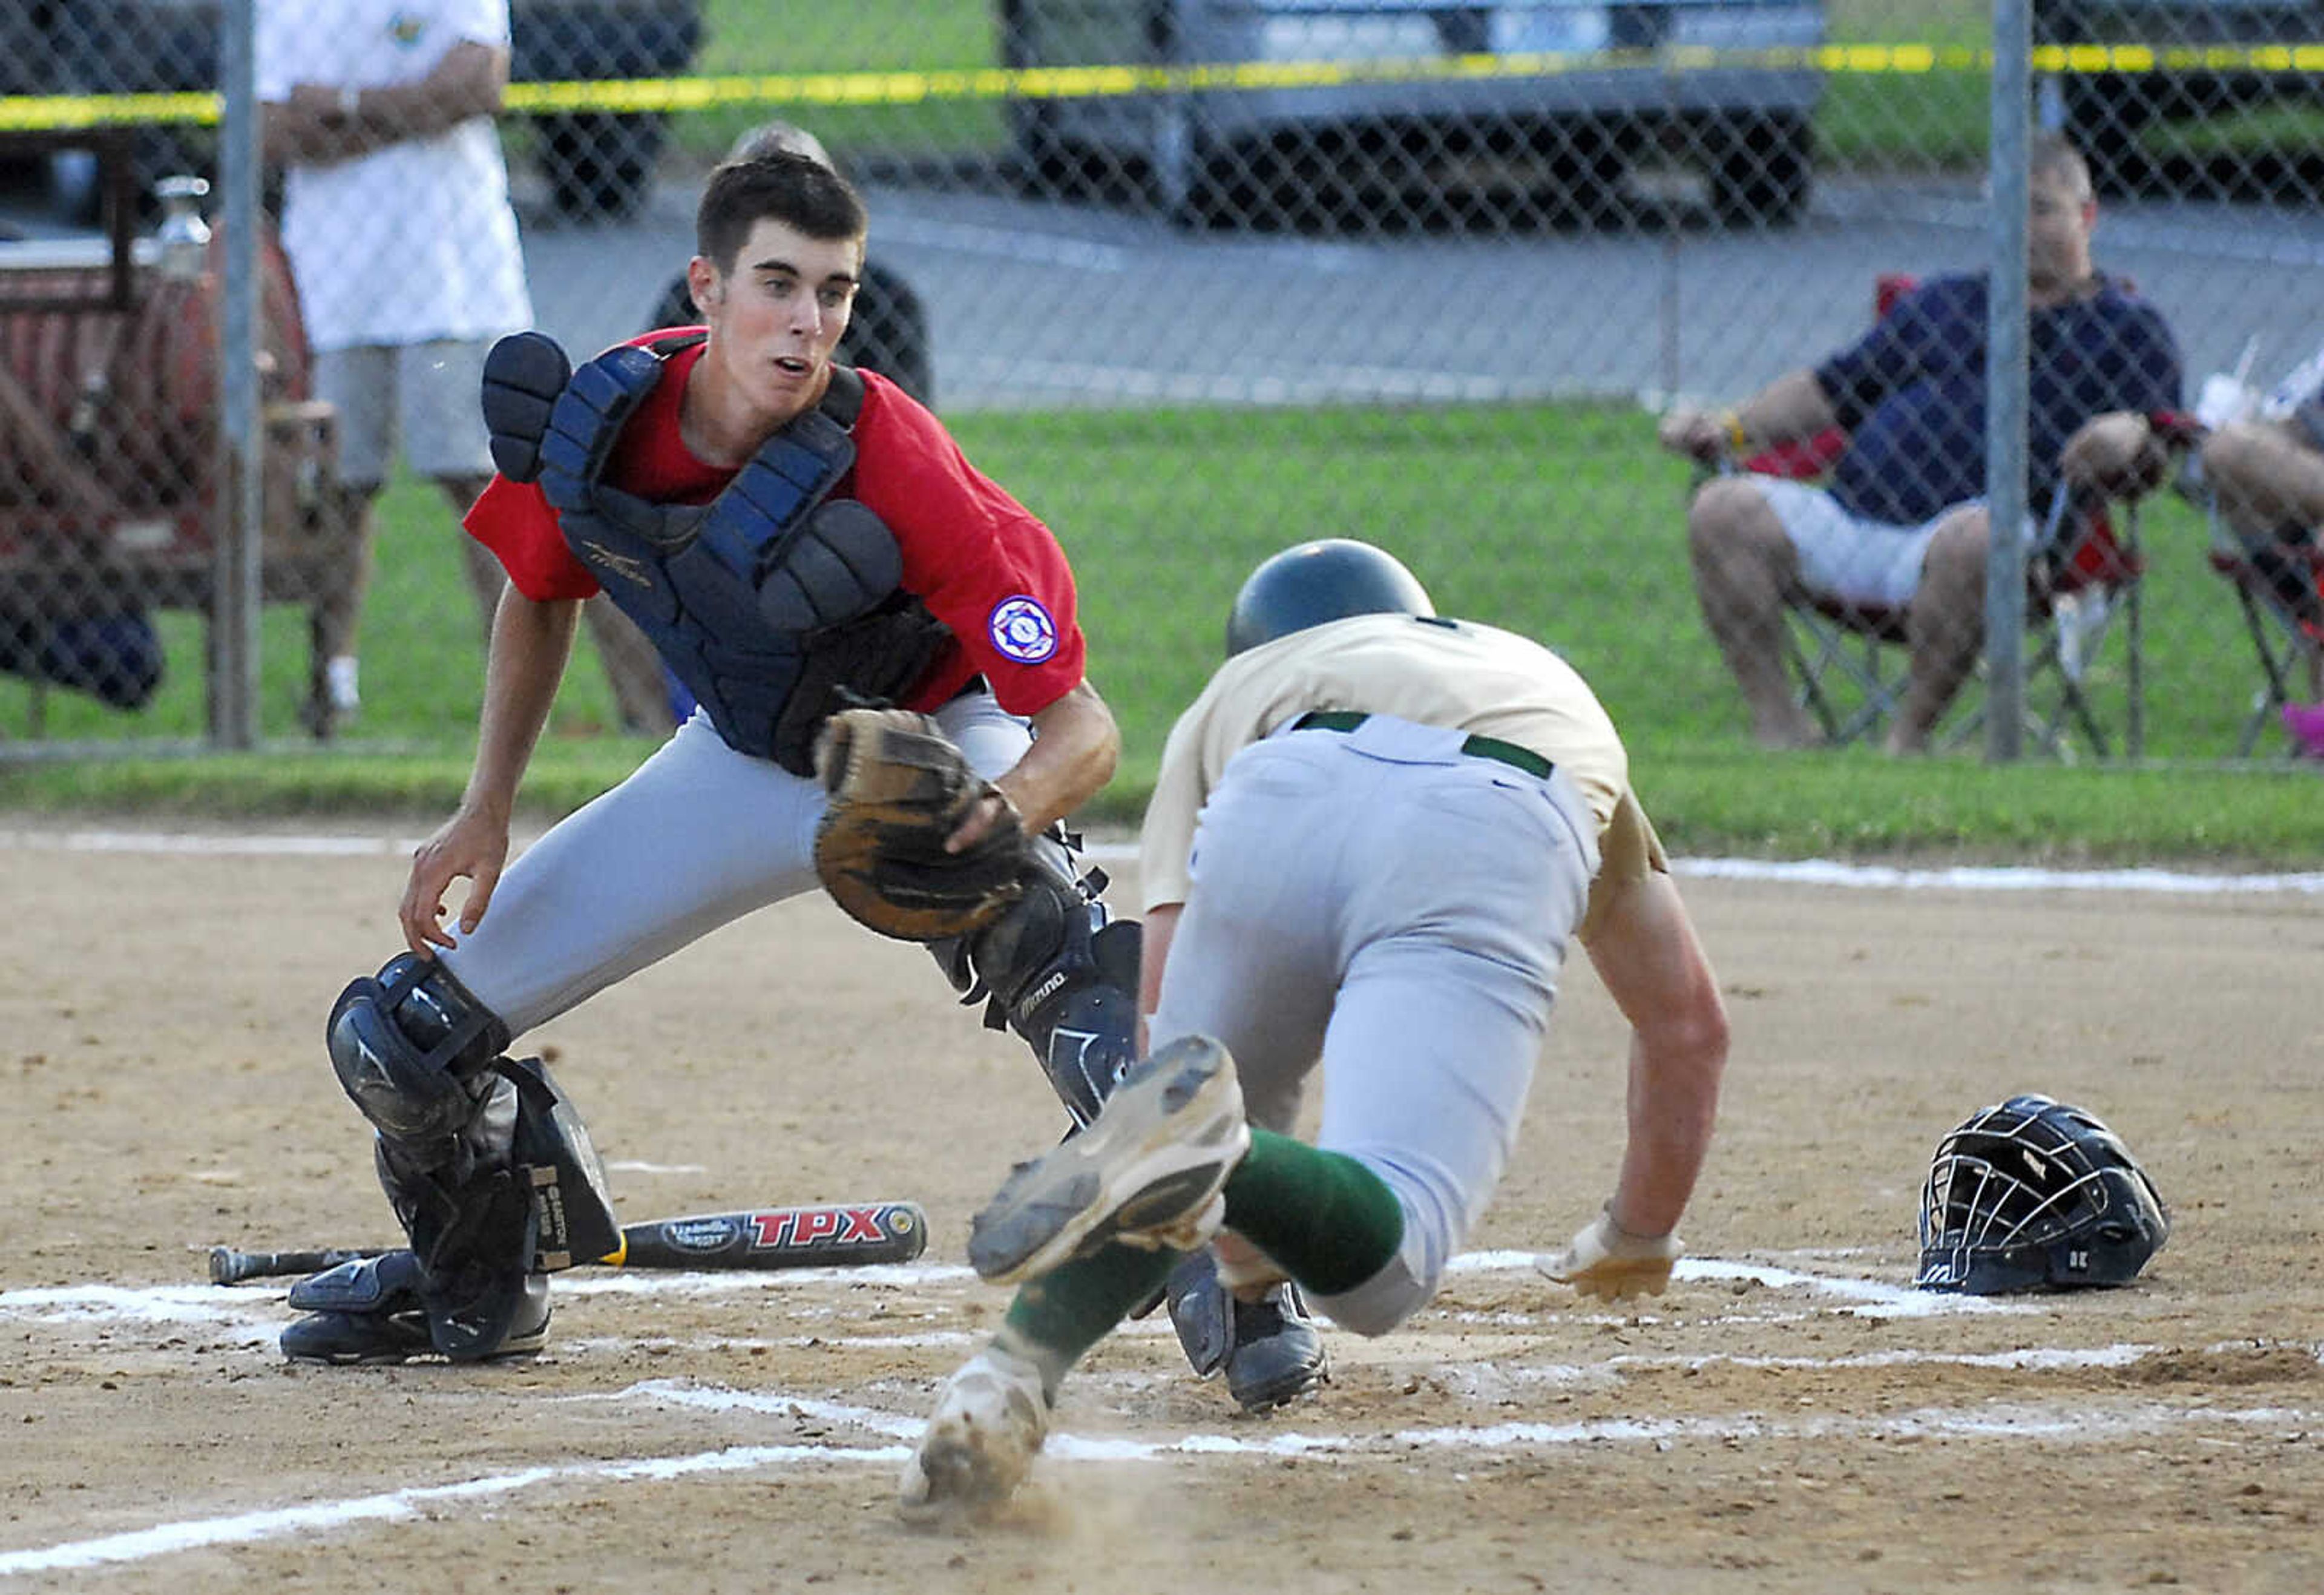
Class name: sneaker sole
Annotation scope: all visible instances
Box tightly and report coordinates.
[968,1035,1250,1286]
[281,1315,548,1366]
[1229,1337,1331,1412]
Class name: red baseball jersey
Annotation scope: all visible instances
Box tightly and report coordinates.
[465,337,1088,717]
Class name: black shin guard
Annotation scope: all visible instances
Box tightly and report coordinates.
[323,955,614,1361]
[933,860,1141,1127]
[371,1072,546,1360]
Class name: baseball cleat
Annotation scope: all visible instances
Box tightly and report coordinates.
[279,1300,550,1366]
[1166,1249,1331,1412]
[897,1344,1051,1522]
[279,1308,436,1366]
[280,1251,550,1364]
[967,1034,1250,1286]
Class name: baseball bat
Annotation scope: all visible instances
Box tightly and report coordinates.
[209,1200,928,1285]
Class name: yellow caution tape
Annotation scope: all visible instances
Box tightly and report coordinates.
[3,44,2322,131]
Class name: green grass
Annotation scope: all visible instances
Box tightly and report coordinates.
[4,400,2320,864]
[1819,0,1989,170]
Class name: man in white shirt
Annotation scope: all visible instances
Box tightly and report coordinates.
[257,0,667,734]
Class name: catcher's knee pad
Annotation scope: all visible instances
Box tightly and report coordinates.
[327,953,511,1145]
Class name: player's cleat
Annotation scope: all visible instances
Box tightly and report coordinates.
[897,1344,1051,1522]
[967,1034,1250,1286]
[1166,1250,1331,1412]
[1224,1284,1330,1410]
[280,1307,438,1366]
[280,1250,550,1364]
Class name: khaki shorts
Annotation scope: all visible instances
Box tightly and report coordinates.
[315,339,497,489]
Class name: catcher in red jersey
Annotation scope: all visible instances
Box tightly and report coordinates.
[283,151,1218,1367]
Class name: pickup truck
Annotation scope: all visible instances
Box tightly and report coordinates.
[997,0,1827,226]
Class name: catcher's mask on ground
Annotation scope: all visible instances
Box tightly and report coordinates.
[1914,1093,2170,1294]
[1224,538,1434,656]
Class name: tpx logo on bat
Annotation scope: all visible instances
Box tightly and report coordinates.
[659,1204,914,1253]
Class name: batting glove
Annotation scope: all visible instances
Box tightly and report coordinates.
[1537,1206,1682,1301]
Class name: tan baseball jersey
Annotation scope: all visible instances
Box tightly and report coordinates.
[1139,613,1666,938]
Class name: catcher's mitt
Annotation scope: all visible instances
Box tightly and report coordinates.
[811,707,1030,941]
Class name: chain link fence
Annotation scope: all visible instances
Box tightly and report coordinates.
[0,0,2319,765]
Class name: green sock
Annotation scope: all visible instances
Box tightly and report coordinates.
[1220,1128,1405,1296]
[1000,1242,1181,1396]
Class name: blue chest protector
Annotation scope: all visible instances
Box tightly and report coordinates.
[528,334,951,774]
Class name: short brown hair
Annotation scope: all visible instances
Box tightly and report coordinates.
[2030,133,2093,202]
[695,151,866,274]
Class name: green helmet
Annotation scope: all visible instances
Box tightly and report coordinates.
[1225,539,1434,656]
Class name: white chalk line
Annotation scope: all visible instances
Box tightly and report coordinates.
[1,1249,2309,1577]
[19,1258,2291,1393]
[6,828,2323,897]
[0,1252,2017,1350]
[5,1370,2313,1580]
[0,1436,896,1579]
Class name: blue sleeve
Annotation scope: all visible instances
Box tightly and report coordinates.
[1811,278,1960,433]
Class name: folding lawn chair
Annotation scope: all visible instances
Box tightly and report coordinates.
[1764,476,2148,758]
[1716,274,2154,758]
[2162,410,2324,758]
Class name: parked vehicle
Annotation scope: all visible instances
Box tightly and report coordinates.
[0,0,705,221]
[997,0,1827,226]
[2035,0,2324,192]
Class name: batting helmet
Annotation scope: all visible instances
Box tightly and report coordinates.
[1914,1093,2169,1294]
[1225,539,1434,656]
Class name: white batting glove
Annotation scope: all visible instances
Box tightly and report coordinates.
[1537,1207,1682,1301]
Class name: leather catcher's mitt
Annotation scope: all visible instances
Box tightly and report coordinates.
[812,707,1029,941]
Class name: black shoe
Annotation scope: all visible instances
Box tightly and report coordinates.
[425,1268,553,1362]
[280,1250,550,1365]
[1223,1283,1330,1412]
[1166,1249,1330,1413]
[280,1306,436,1365]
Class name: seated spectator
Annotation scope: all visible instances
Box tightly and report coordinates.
[2196,370,2324,754]
[2196,366,2324,637]
[0,601,163,712]
[1657,134,2182,754]
[643,121,933,409]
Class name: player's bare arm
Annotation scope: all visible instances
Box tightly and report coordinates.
[1658,367,1837,459]
[1583,870,1730,1238]
[951,681,1120,850]
[263,40,508,167]
[398,587,580,956]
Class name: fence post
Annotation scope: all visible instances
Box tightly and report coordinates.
[1984,0,2033,762]
[211,0,263,748]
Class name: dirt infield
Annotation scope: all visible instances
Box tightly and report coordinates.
[4,824,2322,1594]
